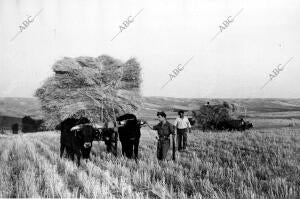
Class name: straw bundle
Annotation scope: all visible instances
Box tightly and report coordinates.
[35,55,142,129]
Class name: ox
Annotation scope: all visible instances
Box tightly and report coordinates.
[98,125,118,156]
[117,114,145,159]
[188,117,196,126]
[59,117,101,165]
[217,119,253,131]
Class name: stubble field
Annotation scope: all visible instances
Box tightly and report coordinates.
[0,126,299,199]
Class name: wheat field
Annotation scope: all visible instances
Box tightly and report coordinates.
[0,128,299,199]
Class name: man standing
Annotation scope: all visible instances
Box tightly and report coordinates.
[148,112,175,161]
[174,110,191,151]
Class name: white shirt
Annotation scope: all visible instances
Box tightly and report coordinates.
[174,116,191,129]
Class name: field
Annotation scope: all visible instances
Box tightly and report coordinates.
[1,97,300,198]
[0,127,299,199]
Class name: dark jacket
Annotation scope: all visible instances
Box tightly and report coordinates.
[153,121,175,139]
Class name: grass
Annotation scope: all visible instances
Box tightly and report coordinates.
[0,128,299,199]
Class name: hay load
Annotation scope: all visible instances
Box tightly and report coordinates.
[192,101,243,130]
[35,55,142,129]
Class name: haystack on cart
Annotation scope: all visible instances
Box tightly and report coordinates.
[35,55,142,155]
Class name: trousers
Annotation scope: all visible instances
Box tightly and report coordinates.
[177,128,187,150]
[157,138,170,160]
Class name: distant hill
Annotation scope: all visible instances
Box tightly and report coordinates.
[0,97,42,119]
[1,97,300,120]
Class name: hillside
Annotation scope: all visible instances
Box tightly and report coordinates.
[0,97,42,119]
[1,97,300,120]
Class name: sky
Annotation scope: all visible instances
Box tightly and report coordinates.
[0,0,299,98]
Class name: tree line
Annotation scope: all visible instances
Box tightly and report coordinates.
[9,116,44,134]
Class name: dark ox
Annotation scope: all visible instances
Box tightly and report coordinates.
[59,118,100,165]
[188,117,196,126]
[217,119,253,131]
[99,127,118,156]
[117,114,145,159]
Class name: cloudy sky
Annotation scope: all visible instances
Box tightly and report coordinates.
[0,0,299,98]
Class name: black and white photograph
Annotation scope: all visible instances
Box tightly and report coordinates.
[0,0,299,198]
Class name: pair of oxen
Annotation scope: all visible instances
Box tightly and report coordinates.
[58,113,145,165]
[202,118,253,132]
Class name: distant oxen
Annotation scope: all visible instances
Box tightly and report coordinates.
[188,117,196,126]
[117,114,145,159]
[217,119,253,131]
[59,117,101,165]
